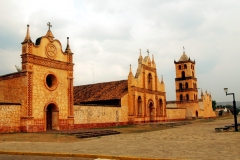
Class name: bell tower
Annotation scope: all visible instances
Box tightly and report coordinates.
[174,47,198,118]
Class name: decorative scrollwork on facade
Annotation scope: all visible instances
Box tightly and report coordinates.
[143,64,156,72]
[27,72,33,116]
[68,79,74,117]
[28,43,32,54]
[45,43,57,59]
[132,86,165,96]
[22,54,73,71]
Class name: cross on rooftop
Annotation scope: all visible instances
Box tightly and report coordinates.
[47,22,52,30]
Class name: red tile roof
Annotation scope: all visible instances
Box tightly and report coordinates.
[74,80,128,104]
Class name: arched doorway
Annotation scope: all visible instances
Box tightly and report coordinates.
[45,103,59,130]
[149,101,154,122]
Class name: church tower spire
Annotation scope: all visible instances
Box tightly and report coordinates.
[128,64,134,78]
[161,75,164,84]
[65,37,72,54]
[21,24,32,44]
[152,54,155,65]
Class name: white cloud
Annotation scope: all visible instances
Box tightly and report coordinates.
[0,0,240,102]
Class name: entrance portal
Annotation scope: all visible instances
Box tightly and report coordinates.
[46,103,59,130]
[149,102,154,122]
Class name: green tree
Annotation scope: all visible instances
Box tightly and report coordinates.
[212,100,217,110]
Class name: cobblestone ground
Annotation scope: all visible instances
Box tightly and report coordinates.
[0,116,239,160]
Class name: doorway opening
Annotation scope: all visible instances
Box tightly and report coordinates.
[46,103,59,130]
[149,102,154,122]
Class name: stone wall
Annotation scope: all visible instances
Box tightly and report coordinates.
[166,108,186,120]
[0,104,21,132]
[0,72,27,117]
[74,95,128,128]
[32,65,69,119]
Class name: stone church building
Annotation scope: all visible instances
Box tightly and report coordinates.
[0,24,215,133]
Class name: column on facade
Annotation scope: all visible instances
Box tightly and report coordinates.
[144,94,146,116]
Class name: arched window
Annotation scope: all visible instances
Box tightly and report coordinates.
[180,94,183,101]
[159,99,163,116]
[185,82,188,89]
[137,96,142,115]
[147,73,153,90]
[181,71,185,78]
[186,94,189,100]
[184,64,187,69]
[178,65,181,70]
[179,83,183,89]
[192,71,194,77]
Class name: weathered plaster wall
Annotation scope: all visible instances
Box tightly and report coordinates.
[200,94,216,117]
[0,104,21,132]
[166,101,177,108]
[166,108,186,120]
[74,94,128,126]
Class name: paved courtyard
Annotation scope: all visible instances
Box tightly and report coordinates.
[0,116,239,160]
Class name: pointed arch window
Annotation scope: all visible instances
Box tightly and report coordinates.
[181,71,185,78]
[186,94,189,100]
[137,96,142,115]
[148,73,153,90]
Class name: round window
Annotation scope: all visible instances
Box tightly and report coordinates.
[44,73,58,90]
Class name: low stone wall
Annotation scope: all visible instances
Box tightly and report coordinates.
[0,103,21,132]
[166,108,186,121]
[74,104,128,128]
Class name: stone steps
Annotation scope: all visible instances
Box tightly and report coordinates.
[74,130,120,138]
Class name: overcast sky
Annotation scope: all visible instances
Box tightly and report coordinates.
[0,0,240,102]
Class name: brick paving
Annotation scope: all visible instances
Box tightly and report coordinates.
[0,116,239,160]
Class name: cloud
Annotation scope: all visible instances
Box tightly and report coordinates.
[0,0,240,102]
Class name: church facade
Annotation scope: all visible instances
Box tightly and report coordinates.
[0,24,214,133]
[0,24,74,132]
